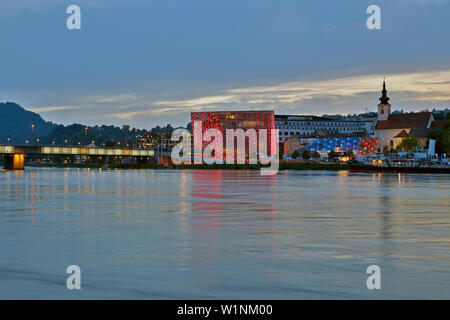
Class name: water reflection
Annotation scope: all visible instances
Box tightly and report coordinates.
[0,168,449,299]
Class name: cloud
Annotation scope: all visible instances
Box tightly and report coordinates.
[29,105,81,112]
[86,94,144,104]
[32,69,450,127]
[149,70,450,112]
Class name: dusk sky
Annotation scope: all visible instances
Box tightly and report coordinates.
[1,0,450,128]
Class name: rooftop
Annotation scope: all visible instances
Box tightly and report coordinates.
[431,120,446,129]
[375,112,433,130]
[393,130,409,138]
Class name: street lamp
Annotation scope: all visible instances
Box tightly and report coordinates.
[85,127,88,137]
[31,124,35,143]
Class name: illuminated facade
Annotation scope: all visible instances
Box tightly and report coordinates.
[303,137,378,156]
[190,111,276,160]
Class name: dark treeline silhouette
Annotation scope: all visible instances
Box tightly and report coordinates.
[42,123,180,147]
[0,102,55,144]
[42,124,145,147]
[0,102,185,146]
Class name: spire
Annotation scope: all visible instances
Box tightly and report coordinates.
[379,78,390,105]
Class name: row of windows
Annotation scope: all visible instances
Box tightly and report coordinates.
[277,125,362,130]
[280,127,361,134]
[276,121,363,127]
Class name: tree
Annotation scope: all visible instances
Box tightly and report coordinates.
[428,129,450,155]
[103,141,117,147]
[0,102,55,144]
[291,150,300,159]
[328,150,337,161]
[302,150,311,160]
[445,119,450,130]
[312,151,321,159]
[382,145,390,154]
[433,112,450,121]
[438,130,450,155]
[345,150,354,158]
[396,135,419,151]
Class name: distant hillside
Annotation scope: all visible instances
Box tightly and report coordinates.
[0,102,55,144]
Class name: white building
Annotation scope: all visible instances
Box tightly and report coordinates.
[275,115,375,143]
[374,81,437,152]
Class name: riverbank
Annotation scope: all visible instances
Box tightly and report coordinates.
[27,162,348,171]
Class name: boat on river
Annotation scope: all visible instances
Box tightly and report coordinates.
[348,140,450,173]
[348,156,450,174]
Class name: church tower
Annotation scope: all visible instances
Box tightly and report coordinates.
[377,80,391,121]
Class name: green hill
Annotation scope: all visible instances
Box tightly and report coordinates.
[0,102,55,144]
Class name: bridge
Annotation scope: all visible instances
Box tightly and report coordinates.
[0,145,155,170]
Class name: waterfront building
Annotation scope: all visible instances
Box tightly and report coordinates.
[303,137,378,157]
[190,110,277,159]
[374,81,444,151]
[275,114,375,144]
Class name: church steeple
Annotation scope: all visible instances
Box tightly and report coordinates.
[377,79,391,121]
[379,79,390,105]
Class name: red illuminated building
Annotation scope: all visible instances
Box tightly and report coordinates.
[190,111,276,160]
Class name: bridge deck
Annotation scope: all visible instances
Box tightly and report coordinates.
[0,145,154,157]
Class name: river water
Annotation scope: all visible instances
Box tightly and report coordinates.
[0,168,449,299]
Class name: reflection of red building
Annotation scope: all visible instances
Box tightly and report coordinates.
[190,111,276,160]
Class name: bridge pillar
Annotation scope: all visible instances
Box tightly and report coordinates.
[2,154,25,170]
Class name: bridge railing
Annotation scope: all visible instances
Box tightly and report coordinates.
[0,146,14,154]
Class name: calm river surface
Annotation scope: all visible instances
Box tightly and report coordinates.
[0,168,449,299]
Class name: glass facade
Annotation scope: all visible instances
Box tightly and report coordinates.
[304,137,378,156]
[190,111,276,160]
